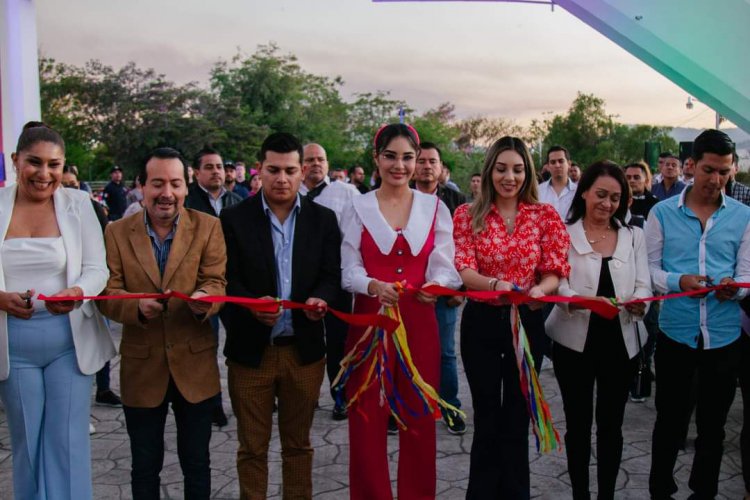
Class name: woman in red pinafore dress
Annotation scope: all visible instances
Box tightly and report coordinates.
[340,124,462,500]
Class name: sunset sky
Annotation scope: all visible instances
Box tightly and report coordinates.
[35,0,721,129]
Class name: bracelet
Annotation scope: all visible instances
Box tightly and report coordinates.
[488,278,498,291]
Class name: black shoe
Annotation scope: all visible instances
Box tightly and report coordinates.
[213,405,228,427]
[443,410,467,435]
[387,416,398,435]
[332,404,348,421]
[95,390,122,408]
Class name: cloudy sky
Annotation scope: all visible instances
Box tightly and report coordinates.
[35,0,720,129]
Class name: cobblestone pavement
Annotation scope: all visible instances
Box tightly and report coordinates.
[1,322,746,499]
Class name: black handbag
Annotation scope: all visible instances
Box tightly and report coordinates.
[627,226,652,399]
[631,322,652,398]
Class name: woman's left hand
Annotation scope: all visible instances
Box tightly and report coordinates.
[624,301,646,316]
[416,281,439,304]
[45,287,84,315]
[527,285,545,310]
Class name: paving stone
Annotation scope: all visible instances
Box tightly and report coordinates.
[90,437,122,460]
[92,483,122,499]
[436,453,470,482]
[1,319,748,498]
[91,458,117,479]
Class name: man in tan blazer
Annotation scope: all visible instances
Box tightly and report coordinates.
[98,147,227,500]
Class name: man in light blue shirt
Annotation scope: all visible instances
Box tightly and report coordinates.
[262,192,300,339]
[645,129,750,499]
[220,133,342,498]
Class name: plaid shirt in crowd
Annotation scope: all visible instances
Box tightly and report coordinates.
[729,180,750,207]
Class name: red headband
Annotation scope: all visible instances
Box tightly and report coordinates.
[373,123,421,150]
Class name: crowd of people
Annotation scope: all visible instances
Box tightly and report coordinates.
[0,120,748,500]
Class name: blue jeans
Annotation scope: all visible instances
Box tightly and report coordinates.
[0,312,93,500]
[123,378,215,500]
[436,296,461,409]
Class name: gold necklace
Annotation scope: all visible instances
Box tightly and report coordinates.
[499,210,516,225]
[584,225,611,244]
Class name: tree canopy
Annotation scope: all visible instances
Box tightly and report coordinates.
[39,45,677,187]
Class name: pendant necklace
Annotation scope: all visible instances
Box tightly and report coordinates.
[584,225,611,244]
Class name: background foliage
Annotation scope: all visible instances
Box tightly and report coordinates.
[40,44,677,188]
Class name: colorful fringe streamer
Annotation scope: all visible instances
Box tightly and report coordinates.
[332,304,464,430]
[510,304,561,453]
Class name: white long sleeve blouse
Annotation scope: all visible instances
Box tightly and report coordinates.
[340,190,463,295]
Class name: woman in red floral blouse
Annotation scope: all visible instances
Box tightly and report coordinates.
[453,136,570,499]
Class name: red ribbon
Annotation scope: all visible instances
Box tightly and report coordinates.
[416,284,621,319]
[38,282,750,329]
[38,290,400,332]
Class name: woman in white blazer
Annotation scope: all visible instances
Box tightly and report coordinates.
[0,122,115,500]
[545,161,652,500]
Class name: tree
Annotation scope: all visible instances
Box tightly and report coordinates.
[346,91,409,170]
[208,44,353,167]
[542,92,677,168]
[40,57,219,178]
[40,46,678,187]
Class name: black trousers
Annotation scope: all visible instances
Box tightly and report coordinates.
[123,378,215,500]
[461,301,544,500]
[553,335,637,500]
[739,334,750,493]
[649,332,740,499]
[325,312,349,402]
[325,290,352,403]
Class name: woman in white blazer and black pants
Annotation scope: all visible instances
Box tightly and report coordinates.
[0,123,115,500]
[545,161,652,500]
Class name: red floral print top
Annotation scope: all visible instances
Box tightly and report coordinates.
[453,202,571,290]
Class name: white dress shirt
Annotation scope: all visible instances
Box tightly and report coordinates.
[300,178,360,223]
[539,178,577,222]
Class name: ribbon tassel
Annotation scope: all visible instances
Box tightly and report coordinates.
[333,304,464,430]
[510,304,561,453]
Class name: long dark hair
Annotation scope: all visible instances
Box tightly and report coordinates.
[567,160,628,227]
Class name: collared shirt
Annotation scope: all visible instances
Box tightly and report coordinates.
[262,193,301,338]
[144,211,179,276]
[298,178,324,197]
[198,183,228,215]
[651,179,686,201]
[645,186,750,349]
[300,178,359,223]
[538,179,577,222]
[728,180,750,206]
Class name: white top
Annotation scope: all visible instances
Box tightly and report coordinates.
[301,178,360,223]
[0,186,114,380]
[2,237,67,312]
[538,179,577,222]
[340,190,462,295]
